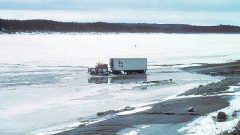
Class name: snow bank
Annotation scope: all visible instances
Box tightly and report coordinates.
[178,86,240,135]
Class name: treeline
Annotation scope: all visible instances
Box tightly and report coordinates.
[1,19,240,34]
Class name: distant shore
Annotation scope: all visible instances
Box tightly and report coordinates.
[1,19,240,34]
[56,61,240,135]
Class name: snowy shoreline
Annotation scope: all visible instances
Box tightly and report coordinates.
[56,60,240,135]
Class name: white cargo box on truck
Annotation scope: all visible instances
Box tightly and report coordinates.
[110,58,147,72]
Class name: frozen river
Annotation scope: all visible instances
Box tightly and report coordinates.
[0,33,240,134]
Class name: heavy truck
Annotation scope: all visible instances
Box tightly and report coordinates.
[88,58,147,76]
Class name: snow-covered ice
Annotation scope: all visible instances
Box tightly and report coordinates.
[0,33,240,134]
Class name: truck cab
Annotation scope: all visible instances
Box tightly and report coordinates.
[88,63,109,76]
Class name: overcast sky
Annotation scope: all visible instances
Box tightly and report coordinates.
[0,0,239,11]
[0,0,239,25]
